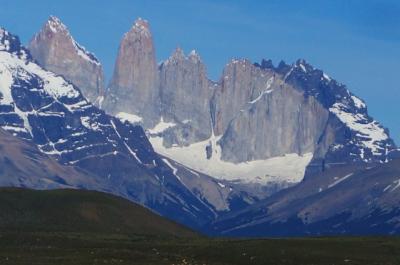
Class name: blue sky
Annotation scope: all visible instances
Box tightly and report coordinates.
[0,0,399,143]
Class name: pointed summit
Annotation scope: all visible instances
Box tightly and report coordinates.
[188,49,201,63]
[45,15,68,33]
[104,17,159,127]
[165,47,185,64]
[28,17,105,104]
[133,17,150,31]
[294,58,314,73]
[165,48,202,65]
[173,46,185,57]
[124,17,152,39]
[158,46,211,143]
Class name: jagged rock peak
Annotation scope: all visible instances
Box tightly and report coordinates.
[0,28,29,59]
[171,46,185,59]
[134,17,150,29]
[104,16,159,126]
[33,16,101,66]
[188,49,201,60]
[165,47,202,65]
[225,58,254,69]
[45,15,68,33]
[0,28,18,50]
[28,16,104,103]
[126,17,151,38]
[229,58,251,64]
[294,58,315,73]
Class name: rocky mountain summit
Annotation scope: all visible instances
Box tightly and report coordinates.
[104,18,159,127]
[28,16,105,104]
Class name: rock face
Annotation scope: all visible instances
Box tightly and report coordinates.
[214,59,329,163]
[103,20,397,190]
[1,28,250,230]
[158,48,212,146]
[28,16,105,104]
[104,18,159,126]
[104,18,212,144]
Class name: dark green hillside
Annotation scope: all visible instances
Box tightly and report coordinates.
[0,188,196,237]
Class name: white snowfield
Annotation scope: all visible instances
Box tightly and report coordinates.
[150,134,313,185]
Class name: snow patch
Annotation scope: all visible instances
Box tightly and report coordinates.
[323,73,332,81]
[299,64,307,72]
[116,112,143,124]
[351,95,366,109]
[72,40,101,66]
[148,117,176,134]
[162,158,178,176]
[328,173,354,188]
[110,120,142,163]
[217,182,226,188]
[249,76,275,104]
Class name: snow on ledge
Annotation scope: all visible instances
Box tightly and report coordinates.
[116,112,143,124]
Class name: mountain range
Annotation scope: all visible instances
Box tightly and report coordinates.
[1,26,257,231]
[0,16,399,236]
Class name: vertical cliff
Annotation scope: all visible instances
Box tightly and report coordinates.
[105,18,159,127]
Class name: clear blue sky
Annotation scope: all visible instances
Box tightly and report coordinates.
[0,0,399,144]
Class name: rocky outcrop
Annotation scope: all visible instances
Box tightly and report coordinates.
[28,16,105,104]
[158,48,212,146]
[104,18,213,144]
[211,59,327,163]
[218,80,329,163]
[212,59,274,136]
[104,18,159,126]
